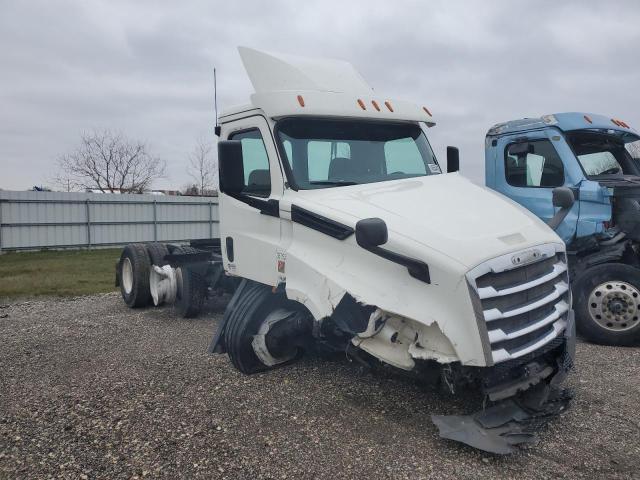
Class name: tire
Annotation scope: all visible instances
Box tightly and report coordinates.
[225,281,308,374]
[176,267,205,318]
[146,242,169,267]
[173,245,206,318]
[118,243,152,308]
[573,263,640,346]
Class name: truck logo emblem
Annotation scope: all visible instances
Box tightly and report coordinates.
[511,249,543,266]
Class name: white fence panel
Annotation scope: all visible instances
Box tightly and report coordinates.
[0,190,219,252]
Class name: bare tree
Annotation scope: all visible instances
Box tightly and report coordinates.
[182,183,200,196]
[56,130,165,193]
[187,137,217,195]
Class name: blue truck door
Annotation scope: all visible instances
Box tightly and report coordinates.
[491,131,579,243]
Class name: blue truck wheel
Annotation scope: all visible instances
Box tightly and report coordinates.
[574,263,640,346]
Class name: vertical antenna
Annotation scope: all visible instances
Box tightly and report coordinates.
[214,67,221,136]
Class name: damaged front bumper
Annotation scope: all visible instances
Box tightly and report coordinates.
[432,310,576,454]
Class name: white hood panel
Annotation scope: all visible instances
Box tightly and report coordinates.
[288,173,559,269]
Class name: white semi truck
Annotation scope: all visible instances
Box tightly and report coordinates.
[117,48,575,453]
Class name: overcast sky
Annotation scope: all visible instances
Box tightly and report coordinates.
[1,0,639,191]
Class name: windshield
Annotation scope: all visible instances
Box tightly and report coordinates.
[275,118,441,189]
[566,130,640,177]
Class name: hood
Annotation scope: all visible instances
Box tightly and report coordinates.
[286,173,561,268]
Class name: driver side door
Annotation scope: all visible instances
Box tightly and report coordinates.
[495,132,579,243]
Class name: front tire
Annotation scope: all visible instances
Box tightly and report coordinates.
[225,281,310,374]
[573,263,640,346]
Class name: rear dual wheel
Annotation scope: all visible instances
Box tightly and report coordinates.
[574,263,640,346]
[118,242,170,308]
[146,242,169,268]
[119,243,152,307]
[172,245,206,318]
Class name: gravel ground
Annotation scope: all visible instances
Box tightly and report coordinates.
[1,293,639,479]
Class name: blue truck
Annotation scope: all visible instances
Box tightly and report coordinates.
[477,112,640,345]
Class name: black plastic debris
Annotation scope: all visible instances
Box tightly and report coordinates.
[432,385,573,454]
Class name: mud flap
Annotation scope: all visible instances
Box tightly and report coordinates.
[207,279,249,354]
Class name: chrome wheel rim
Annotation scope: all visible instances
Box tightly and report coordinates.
[588,280,640,332]
[122,258,133,295]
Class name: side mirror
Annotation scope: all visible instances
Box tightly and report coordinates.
[552,187,575,209]
[218,140,245,195]
[447,146,460,173]
[356,218,388,249]
[547,187,575,230]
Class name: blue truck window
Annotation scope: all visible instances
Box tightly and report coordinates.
[505,140,564,188]
[566,130,640,177]
[578,151,621,176]
[628,140,640,160]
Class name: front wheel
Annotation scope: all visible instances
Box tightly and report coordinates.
[573,263,640,346]
[225,281,312,374]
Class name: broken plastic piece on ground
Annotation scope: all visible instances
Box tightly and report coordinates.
[431,386,573,454]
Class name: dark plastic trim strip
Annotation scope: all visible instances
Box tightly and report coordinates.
[367,245,431,284]
[229,193,279,217]
[291,204,354,240]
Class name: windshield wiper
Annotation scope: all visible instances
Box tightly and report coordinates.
[308,180,359,187]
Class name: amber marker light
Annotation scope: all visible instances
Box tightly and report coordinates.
[384,101,394,112]
[297,95,305,107]
[371,100,381,111]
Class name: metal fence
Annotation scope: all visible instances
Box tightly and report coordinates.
[0,190,219,252]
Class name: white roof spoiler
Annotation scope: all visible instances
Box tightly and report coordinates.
[238,47,373,94]
[231,47,436,127]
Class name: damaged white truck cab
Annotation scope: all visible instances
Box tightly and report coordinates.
[209,48,575,452]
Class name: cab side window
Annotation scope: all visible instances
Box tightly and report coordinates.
[505,140,564,187]
[229,129,271,197]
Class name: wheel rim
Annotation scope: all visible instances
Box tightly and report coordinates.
[588,280,640,332]
[251,308,298,367]
[149,266,160,306]
[122,258,134,295]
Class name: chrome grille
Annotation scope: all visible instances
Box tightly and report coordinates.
[467,244,570,364]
